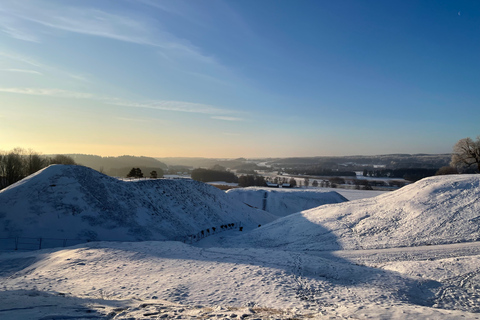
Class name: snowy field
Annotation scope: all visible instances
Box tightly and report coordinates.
[226,187,349,217]
[2,238,480,319]
[1,168,480,319]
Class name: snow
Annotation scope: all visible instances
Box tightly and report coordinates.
[2,170,480,319]
[2,240,480,319]
[226,187,348,217]
[223,174,480,251]
[0,165,275,243]
[333,187,389,201]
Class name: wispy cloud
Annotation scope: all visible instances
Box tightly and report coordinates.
[3,68,42,75]
[0,1,219,67]
[0,24,39,42]
[0,51,44,69]
[211,116,244,121]
[0,51,89,82]
[110,100,234,116]
[0,87,95,99]
[0,87,240,117]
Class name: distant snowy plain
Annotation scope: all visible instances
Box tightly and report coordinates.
[1,167,480,319]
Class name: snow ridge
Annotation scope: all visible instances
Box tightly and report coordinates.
[226,175,480,251]
[0,165,276,241]
[226,187,348,217]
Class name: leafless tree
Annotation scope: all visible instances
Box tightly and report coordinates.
[451,136,480,173]
[49,154,77,165]
[0,148,26,188]
[26,149,47,175]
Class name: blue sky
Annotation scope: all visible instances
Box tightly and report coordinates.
[0,0,479,157]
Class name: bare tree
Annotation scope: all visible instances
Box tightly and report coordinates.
[50,154,77,165]
[451,136,480,173]
[26,149,47,175]
[0,148,26,187]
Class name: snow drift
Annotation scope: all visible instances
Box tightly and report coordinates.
[0,165,276,241]
[228,175,480,251]
[226,187,348,217]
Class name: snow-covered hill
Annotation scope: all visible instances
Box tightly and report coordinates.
[226,187,348,217]
[226,174,480,251]
[2,173,480,318]
[0,165,276,241]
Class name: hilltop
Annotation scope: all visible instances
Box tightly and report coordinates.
[2,171,480,318]
[224,174,480,251]
[0,165,275,242]
[53,154,168,177]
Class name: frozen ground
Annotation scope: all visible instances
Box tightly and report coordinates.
[1,173,480,319]
[226,187,348,217]
[1,239,480,319]
[222,175,480,251]
[0,165,274,244]
[331,187,388,201]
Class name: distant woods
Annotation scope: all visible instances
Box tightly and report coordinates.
[363,168,439,181]
[0,148,77,190]
[191,168,238,183]
[238,175,266,187]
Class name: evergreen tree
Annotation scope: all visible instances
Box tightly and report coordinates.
[127,168,137,178]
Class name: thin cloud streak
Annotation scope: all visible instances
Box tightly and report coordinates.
[110,100,235,116]
[0,87,95,99]
[0,87,240,117]
[0,25,39,42]
[0,51,89,82]
[3,68,42,75]
[0,1,219,67]
[0,51,44,69]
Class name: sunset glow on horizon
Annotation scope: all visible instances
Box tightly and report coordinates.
[1,1,479,158]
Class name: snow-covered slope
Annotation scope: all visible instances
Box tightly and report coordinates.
[2,241,480,319]
[226,175,480,251]
[226,187,348,217]
[0,165,276,241]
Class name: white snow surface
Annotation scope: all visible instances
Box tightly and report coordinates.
[223,174,480,251]
[0,165,276,241]
[2,240,480,319]
[226,187,348,217]
[2,172,480,319]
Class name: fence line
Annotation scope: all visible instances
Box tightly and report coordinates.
[0,221,242,251]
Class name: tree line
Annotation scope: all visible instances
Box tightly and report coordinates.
[0,148,77,190]
[282,166,356,177]
[363,168,438,182]
[190,168,238,183]
[126,167,163,179]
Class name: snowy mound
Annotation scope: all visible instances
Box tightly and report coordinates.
[0,165,276,241]
[226,187,348,217]
[230,175,480,251]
